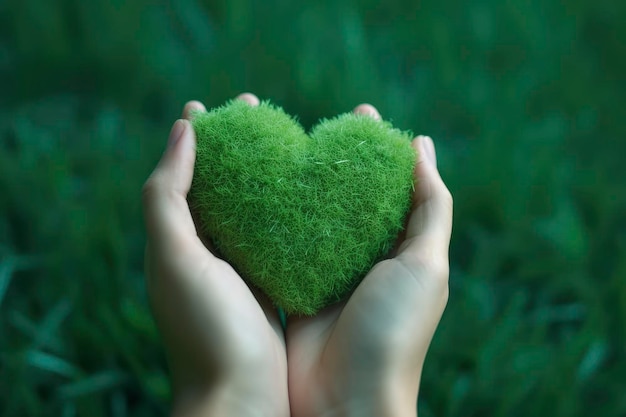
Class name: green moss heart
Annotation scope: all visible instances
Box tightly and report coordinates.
[189,100,415,315]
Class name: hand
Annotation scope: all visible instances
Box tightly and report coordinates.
[142,95,289,417]
[286,105,453,417]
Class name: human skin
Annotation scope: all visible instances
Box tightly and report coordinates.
[286,105,453,417]
[142,96,289,417]
[142,93,453,417]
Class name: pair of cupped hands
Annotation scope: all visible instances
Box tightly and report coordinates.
[142,93,453,417]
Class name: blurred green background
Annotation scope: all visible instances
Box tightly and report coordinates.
[1,0,625,415]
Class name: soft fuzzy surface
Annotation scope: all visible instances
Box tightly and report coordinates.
[189,100,415,315]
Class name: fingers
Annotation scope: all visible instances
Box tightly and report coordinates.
[143,94,259,252]
[353,103,381,120]
[142,118,199,249]
[182,100,206,120]
[397,136,453,268]
[350,104,452,273]
[236,92,260,106]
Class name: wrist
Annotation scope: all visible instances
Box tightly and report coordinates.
[172,379,278,417]
[171,353,289,417]
[317,398,416,417]
[169,333,289,417]
[314,370,419,417]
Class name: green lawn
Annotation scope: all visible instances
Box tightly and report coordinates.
[1,0,625,415]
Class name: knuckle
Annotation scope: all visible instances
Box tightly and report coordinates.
[429,257,450,284]
[427,262,450,304]
[413,253,450,287]
[438,282,450,311]
[440,186,453,209]
[430,260,450,284]
[141,176,162,205]
[398,251,450,290]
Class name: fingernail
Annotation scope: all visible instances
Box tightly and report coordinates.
[236,93,260,106]
[168,120,186,148]
[421,135,437,168]
[355,104,381,121]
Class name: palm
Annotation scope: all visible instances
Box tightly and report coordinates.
[147,238,286,376]
[286,256,446,417]
[143,98,290,416]
[147,238,289,415]
[286,127,452,417]
[145,96,451,417]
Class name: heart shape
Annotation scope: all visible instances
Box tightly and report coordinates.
[189,100,415,315]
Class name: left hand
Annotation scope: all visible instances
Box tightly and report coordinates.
[142,96,290,417]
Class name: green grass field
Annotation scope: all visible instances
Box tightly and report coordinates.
[1,0,625,415]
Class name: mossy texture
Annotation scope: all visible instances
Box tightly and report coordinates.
[190,100,415,315]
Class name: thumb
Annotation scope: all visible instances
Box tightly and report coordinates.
[397,135,453,269]
[155,119,196,194]
[142,119,198,247]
